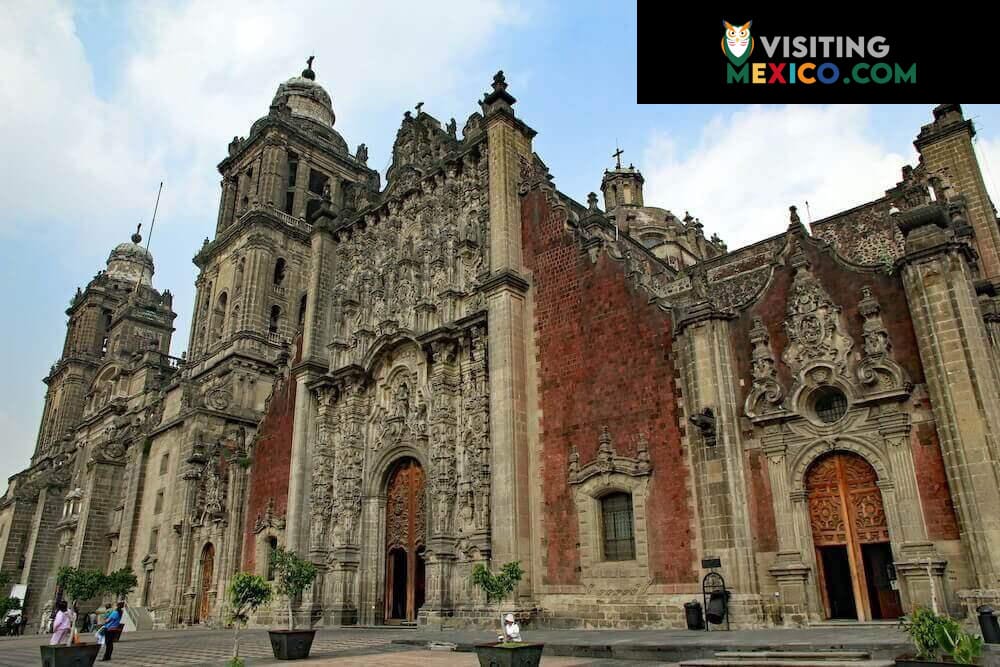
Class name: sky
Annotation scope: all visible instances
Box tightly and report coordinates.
[1,1,999,494]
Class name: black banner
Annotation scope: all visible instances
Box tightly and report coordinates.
[637,4,999,103]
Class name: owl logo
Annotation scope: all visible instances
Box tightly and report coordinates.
[721,20,754,66]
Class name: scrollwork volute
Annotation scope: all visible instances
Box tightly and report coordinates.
[856,286,909,393]
[745,317,786,418]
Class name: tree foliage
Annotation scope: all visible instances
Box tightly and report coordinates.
[105,568,139,602]
[227,572,272,624]
[0,596,21,619]
[56,567,106,604]
[470,561,524,606]
[902,607,983,664]
[269,546,316,631]
[270,547,317,600]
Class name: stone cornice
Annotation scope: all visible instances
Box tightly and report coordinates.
[913,117,974,151]
[673,300,736,336]
[478,269,530,295]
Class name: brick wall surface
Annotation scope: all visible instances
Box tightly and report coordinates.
[912,420,961,540]
[521,189,695,587]
[241,336,301,571]
[745,448,778,553]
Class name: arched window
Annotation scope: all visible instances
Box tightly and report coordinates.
[297,294,307,327]
[268,305,281,335]
[266,536,278,580]
[273,258,286,286]
[213,292,229,341]
[601,492,635,561]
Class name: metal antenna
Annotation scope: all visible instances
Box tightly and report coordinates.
[146,181,163,253]
[133,182,163,295]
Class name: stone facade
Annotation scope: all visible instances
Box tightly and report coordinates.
[1,73,998,632]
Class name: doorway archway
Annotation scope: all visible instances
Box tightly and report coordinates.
[384,458,425,623]
[195,543,215,623]
[806,451,902,621]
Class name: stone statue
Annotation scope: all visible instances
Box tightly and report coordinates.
[356,143,368,165]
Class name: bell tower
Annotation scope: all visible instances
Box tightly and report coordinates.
[188,58,380,365]
[34,226,175,461]
[601,148,645,211]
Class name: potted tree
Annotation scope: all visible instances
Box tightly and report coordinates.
[897,607,984,666]
[268,546,318,660]
[40,567,105,667]
[226,572,272,667]
[470,561,543,667]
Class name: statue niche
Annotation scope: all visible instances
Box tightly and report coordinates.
[372,360,428,452]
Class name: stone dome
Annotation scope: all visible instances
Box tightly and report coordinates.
[271,62,335,127]
[106,229,154,286]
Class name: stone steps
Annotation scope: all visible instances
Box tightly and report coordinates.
[679,661,895,667]
[680,650,894,667]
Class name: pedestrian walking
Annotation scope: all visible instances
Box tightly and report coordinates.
[99,601,125,661]
[49,601,71,645]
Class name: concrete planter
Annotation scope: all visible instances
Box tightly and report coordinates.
[473,642,544,667]
[39,643,101,667]
[268,629,316,660]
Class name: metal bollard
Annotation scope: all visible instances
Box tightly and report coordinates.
[978,605,1000,644]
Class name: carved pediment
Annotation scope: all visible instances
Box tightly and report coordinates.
[568,426,651,485]
[782,255,853,377]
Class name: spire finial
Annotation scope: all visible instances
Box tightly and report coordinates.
[131,222,142,244]
[302,55,316,80]
[612,146,624,170]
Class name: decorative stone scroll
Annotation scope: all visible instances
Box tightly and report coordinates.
[745,317,786,418]
[568,426,651,485]
[856,287,909,393]
[782,253,853,377]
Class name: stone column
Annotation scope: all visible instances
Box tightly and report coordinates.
[216,176,237,233]
[110,445,145,569]
[896,196,1000,593]
[675,302,759,595]
[258,136,286,207]
[759,426,811,625]
[284,376,317,554]
[481,73,536,599]
[327,374,367,626]
[421,337,461,626]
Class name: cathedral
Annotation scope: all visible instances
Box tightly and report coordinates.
[1,60,999,631]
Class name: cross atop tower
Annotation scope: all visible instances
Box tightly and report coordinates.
[307,55,315,69]
[612,146,624,170]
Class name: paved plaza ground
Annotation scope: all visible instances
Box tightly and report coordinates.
[0,626,679,666]
[0,624,926,666]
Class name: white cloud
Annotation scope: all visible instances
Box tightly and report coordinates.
[0,1,164,240]
[640,105,910,251]
[0,0,526,242]
[974,135,1000,209]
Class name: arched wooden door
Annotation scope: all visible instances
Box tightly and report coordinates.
[196,543,215,623]
[806,452,902,621]
[384,458,425,623]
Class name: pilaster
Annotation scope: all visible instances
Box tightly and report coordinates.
[482,73,536,599]
[896,196,1000,591]
[675,302,758,594]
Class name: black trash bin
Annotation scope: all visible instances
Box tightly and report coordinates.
[978,605,1000,644]
[684,601,704,630]
[706,590,730,625]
